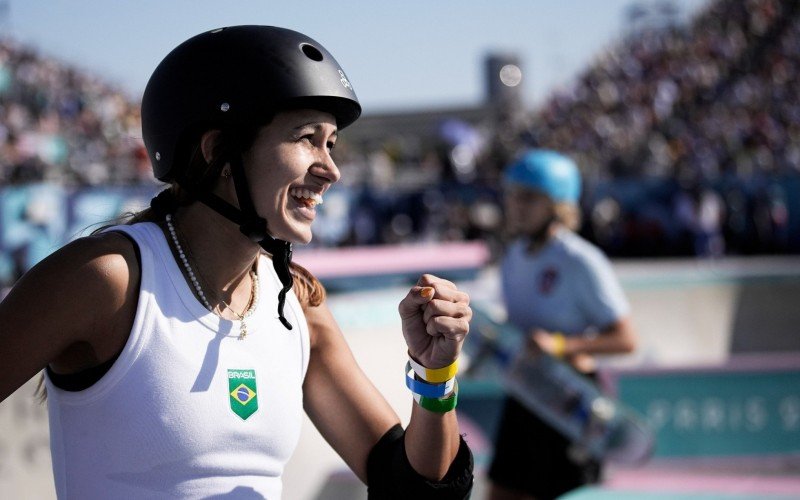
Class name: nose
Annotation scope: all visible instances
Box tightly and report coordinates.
[312,150,341,184]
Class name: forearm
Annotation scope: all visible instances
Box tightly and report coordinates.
[562,317,637,356]
[405,401,461,480]
[372,274,473,498]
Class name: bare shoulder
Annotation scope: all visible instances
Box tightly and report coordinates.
[26,231,139,307]
[5,230,141,343]
[303,300,345,354]
[0,230,141,399]
[303,299,338,351]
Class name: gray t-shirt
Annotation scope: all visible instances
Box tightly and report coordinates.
[501,229,629,336]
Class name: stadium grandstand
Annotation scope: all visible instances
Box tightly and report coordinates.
[0,0,798,270]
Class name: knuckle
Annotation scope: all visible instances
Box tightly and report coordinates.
[453,318,469,334]
[426,321,438,336]
[419,273,437,284]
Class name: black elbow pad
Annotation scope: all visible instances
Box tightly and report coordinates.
[366,424,474,499]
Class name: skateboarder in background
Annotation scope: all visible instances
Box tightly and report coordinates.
[487,149,638,500]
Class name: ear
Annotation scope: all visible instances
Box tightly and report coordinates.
[200,130,223,164]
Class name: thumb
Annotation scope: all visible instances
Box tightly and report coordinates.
[398,286,435,318]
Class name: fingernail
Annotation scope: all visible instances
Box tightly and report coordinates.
[420,287,434,299]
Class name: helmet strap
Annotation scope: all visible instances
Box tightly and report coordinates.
[193,151,295,330]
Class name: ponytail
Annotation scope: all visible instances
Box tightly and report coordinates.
[84,183,193,235]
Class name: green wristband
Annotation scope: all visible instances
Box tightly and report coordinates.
[413,380,458,413]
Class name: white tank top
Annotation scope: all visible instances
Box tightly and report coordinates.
[45,222,310,499]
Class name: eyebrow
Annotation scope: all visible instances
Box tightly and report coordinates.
[293,122,338,136]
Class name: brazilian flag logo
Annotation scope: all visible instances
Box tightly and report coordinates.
[228,369,258,420]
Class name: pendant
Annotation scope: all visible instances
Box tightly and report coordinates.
[238,320,248,340]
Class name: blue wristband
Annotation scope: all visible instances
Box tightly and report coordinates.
[405,362,456,398]
[413,380,459,413]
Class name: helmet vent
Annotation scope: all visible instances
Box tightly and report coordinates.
[300,43,323,62]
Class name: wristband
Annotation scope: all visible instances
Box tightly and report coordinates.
[405,362,456,398]
[552,332,567,358]
[407,354,458,383]
[413,380,458,413]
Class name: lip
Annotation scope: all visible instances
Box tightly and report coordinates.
[288,195,317,222]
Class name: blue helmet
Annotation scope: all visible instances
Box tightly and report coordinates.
[503,149,581,203]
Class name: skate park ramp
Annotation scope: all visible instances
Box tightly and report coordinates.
[1,245,798,500]
[291,249,800,499]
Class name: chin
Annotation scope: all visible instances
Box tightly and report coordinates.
[278,227,313,245]
[294,234,313,245]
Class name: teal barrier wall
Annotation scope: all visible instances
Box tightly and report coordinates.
[612,360,800,457]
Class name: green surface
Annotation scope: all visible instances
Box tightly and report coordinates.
[617,369,800,457]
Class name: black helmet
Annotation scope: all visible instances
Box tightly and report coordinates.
[142,25,361,182]
[141,25,361,331]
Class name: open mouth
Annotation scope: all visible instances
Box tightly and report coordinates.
[289,187,323,208]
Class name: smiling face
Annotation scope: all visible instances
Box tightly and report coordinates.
[239,109,340,244]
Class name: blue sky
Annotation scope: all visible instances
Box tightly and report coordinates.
[5,0,710,113]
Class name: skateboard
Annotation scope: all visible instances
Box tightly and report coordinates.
[462,304,655,465]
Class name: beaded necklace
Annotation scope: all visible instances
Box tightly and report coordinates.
[165,214,259,340]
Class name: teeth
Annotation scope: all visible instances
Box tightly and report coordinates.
[289,188,323,206]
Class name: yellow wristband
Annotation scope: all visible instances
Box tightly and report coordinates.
[552,333,567,358]
[407,354,458,383]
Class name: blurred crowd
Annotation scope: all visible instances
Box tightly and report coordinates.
[0,0,798,263]
[0,38,149,186]
[530,0,798,180]
[332,0,799,257]
[522,0,799,257]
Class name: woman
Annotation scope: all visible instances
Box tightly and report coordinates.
[487,149,637,500]
[0,26,473,499]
